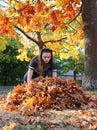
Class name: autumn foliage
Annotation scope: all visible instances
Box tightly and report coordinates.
[0,77,97,116]
[0,0,81,35]
[0,0,84,61]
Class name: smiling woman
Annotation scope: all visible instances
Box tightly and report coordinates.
[23,48,57,83]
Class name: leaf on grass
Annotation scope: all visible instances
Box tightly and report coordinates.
[3,122,16,130]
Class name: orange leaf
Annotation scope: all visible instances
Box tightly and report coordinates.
[36,0,44,12]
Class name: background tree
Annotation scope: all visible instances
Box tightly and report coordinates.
[0,0,84,61]
[0,38,28,86]
[55,49,84,80]
[82,0,97,90]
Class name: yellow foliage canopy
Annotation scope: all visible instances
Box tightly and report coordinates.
[0,0,84,60]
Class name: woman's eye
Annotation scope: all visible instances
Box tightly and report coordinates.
[44,57,49,58]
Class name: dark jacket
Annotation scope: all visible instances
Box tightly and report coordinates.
[23,56,57,82]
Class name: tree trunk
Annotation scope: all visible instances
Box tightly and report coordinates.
[73,62,76,81]
[74,70,76,81]
[82,0,97,90]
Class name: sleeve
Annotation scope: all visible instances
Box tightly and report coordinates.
[52,62,57,72]
[28,57,38,70]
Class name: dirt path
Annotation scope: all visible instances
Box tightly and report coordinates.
[0,86,13,97]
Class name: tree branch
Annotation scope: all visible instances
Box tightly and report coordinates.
[14,26,39,46]
[44,37,67,44]
[67,4,82,24]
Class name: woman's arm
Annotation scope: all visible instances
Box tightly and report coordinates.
[51,62,57,77]
[52,71,57,77]
[27,56,38,83]
[27,69,34,83]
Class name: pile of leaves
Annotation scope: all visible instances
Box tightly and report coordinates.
[0,77,97,116]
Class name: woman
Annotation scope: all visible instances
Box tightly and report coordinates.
[23,48,57,83]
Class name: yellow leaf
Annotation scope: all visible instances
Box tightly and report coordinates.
[56,0,69,7]
[0,37,8,51]
[60,53,69,60]
[23,96,37,107]
[3,122,16,130]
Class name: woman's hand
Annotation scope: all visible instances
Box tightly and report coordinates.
[52,71,57,77]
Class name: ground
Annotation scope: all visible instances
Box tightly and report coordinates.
[0,79,97,130]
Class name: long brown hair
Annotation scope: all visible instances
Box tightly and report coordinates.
[38,48,53,76]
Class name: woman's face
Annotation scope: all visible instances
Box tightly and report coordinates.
[42,52,51,64]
